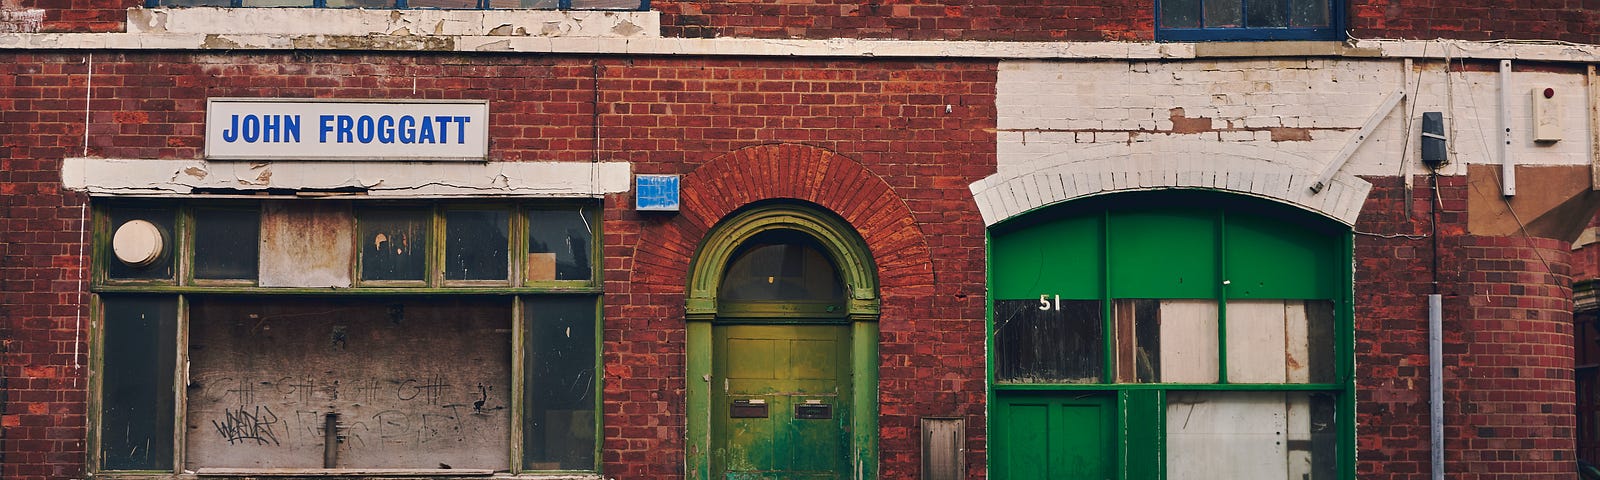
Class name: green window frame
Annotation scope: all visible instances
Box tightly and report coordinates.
[89,198,602,476]
[986,190,1355,480]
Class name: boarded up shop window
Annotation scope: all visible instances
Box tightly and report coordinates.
[92,199,602,474]
[1166,391,1337,480]
[186,297,512,469]
[993,299,1103,383]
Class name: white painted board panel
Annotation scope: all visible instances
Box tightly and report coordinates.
[1159,300,1219,383]
[1225,301,1288,383]
[1167,391,1288,480]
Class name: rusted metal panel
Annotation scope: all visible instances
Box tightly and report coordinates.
[185,297,512,470]
[259,201,354,288]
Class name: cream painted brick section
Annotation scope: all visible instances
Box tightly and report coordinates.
[998,59,1597,182]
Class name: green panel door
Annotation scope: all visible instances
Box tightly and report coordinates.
[712,323,851,480]
[994,393,1113,480]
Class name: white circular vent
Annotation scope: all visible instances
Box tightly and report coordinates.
[112,219,164,267]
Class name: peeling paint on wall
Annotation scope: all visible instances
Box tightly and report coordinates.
[0,9,43,34]
[62,159,633,198]
[126,8,661,38]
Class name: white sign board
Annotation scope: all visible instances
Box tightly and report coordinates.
[205,98,489,161]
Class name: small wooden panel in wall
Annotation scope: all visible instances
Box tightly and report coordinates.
[185,297,512,470]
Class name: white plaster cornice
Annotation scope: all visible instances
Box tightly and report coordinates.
[5,27,1600,63]
[62,158,632,198]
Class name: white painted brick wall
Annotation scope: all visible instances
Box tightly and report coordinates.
[998,59,1595,180]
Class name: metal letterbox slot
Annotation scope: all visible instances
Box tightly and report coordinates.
[730,399,768,418]
[795,402,832,420]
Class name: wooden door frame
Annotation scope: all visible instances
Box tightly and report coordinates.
[685,203,880,480]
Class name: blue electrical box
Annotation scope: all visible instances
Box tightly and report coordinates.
[635,174,680,212]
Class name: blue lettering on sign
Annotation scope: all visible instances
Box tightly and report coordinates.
[221,114,303,144]
[314,114,472,145]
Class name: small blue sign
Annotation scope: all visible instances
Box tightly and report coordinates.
[635,174,680,212]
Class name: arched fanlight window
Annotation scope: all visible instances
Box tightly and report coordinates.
[717,230,846,311]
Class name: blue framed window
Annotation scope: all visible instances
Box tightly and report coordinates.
[1157,0,1341,41]
[146,0,644,9]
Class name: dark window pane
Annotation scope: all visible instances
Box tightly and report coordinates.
[107,208,175,281]
[527,208,594,282]
[445,210,509,281]
[1246,0,1288,27]
[1290,0,1330,27]
[1203,0,1243,27]
[993,299,1103,383]
[524,297,598,471]
[486,0,556,6]
[719,232,845,306]
[238,0,315,5]
[407,0,480,7]
[324,0,397,7]
[1161,0,1202,28]
[194,208,260,281]
[101,296,177,471]
[186,296,512,469]
[359,209,428,282]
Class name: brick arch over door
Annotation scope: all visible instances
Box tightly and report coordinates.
[631,142,936,301]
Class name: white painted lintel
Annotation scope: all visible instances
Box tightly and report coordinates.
[62,158,632,198]
[4,32,1600,63]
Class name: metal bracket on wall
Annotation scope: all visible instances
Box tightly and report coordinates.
[1588,64,1598,190]
[1311,89,1407,194]
[1500,60,1516,196]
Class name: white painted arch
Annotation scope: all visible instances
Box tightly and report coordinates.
[969,141,1372,226]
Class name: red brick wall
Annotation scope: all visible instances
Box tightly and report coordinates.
[1356,175,1577,480]
[1348,0,1600,45]
[653,0,1154,41]
[0,53,93,480]
[0,51,997,479]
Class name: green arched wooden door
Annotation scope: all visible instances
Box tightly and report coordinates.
[686,204,880,480]
[711,231,852,479]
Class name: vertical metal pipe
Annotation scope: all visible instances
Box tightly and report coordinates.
[1429,293,1444,480]
[324,412,339,468]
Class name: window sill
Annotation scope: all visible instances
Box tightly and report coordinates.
[126,7,659,37]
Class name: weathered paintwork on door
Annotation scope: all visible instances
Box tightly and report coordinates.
[712,324,851,480]
[992,393,1113,480]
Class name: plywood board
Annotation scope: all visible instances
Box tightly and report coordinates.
[1158,300,1218,383]
[259,201,354,288]
[1166,392,1288,480]
[185,297,512,470]
[1225,301,1288,383]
